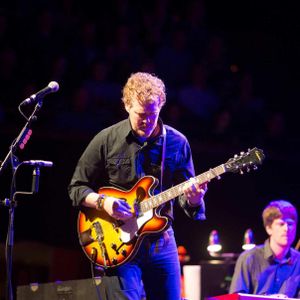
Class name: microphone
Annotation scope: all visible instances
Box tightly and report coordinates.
[23,160,53,167]
[20,81,59,106]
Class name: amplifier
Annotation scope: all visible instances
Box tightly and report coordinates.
[17,277,121,300]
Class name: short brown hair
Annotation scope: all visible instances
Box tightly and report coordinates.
[262,200,298,228]
[122,72,166,108]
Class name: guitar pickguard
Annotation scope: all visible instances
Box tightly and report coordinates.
[120,209,153,243]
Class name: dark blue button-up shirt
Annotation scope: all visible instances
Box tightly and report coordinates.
[68,118,205,220]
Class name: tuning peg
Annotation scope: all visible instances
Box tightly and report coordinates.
[253,165,258,170]
[239,169,244,175]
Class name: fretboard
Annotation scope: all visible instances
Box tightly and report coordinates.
[140,164,226,212]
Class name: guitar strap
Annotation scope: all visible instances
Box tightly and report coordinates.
[160,125,167,193]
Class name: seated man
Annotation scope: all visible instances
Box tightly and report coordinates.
[229,200,300,298]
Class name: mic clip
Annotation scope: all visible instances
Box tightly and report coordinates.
[31,167,40,194]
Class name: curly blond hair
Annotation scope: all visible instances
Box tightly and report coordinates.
[122,72,166,108]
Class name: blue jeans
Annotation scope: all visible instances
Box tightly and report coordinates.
[106,227,181,300]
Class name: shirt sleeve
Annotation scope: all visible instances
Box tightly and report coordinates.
[68,133,106,206]
[229,252,252,294]
[174,136,206,220]
[178,194,206,220]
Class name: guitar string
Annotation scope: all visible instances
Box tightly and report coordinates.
[140,164,226,212]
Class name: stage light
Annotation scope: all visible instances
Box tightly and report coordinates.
[207,230,222,255]
[242,228,256,250]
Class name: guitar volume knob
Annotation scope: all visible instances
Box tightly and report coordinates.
[111,243,119,254]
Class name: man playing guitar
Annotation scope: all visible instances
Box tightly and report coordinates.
[68,72,208,300]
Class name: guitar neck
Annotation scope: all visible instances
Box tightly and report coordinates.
[140,164,226,212]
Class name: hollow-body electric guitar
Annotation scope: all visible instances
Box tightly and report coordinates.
[78,147,264,269]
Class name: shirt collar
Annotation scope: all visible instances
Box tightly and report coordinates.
[264,239,274,260]
[264,239,293,265]
[123,118,133,138]
[125,118,165,146]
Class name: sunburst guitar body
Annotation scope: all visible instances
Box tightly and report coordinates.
[78,176,168,268]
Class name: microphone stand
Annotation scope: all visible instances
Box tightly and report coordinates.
[0,101,42,175]
[0,100,43,300]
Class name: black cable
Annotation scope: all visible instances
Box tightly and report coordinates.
[90,261,103,300]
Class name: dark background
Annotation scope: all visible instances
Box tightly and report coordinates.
[0,0,299,297]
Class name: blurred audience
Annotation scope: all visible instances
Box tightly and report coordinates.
[0,0,296,156]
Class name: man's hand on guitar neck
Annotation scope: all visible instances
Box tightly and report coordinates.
[83,192,133,220]
[183,178,208,207]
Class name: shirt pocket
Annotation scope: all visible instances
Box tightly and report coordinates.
[106,157,133,183]
[164,153,178,172]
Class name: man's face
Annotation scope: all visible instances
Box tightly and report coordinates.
[126,98,161,139]
[267,218,297,248]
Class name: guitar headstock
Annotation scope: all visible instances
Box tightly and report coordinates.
[224,147,265,174]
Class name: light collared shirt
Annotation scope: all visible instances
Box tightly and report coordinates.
[229,239,300,298]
